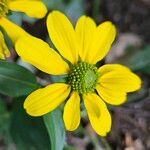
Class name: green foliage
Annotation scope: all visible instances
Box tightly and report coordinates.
[50,74,67,83]
[8,11,36,25]
[0,60,39,97]
[0,99,12,146]
[64,145,78,150]
[43,0,65,10]
[10,97,51,150]
[128,45,150,74]
[8,12,22,26]
[64,0,84,23]
[43,109,65,150]
[43,0,84,23]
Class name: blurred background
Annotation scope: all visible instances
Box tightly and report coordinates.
[0,0,150,150]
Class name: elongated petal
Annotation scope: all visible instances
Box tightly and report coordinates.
[63,91,80,131]
[98,64,141,92]
[9,0,47,18]
[15,35,69,75]
[84,93,111,136]
[0,31,10,59]
[47,11,78,64]
[96,85,127,105]
[98,64,130,77]
[75,16,96,61]
[0,17,27,43]
[87,22,116,64]
[24,83,71,116]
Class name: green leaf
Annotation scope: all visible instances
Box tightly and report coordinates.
[0,60,39,97]
[92,0,101,20]
[128,45,150,74]
[43,109,65,150]
[50,74,67,83]
[8,12,22,26]
[43,0,65,10]
[10,97,51,150]
[43,0,85,23]
[64,145,78,150]
[64,0,84,24]
[0,99,12,146]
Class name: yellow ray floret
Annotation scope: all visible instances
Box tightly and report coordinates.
[24,83,71,116]
[63,91,80,131]
[8,0,47,19]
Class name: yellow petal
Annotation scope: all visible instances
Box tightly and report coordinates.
[87,22,116,64]
[24,83,71,116]
[84,93,111,136]
[96,85,127,105]
[15,35,69,75]
[75,16,96,62]
[0,31,10,59]
[0,17,27,43]
[98,64,131,77]
[47,11,78,64]
[8,0,47,18]
[63,91,80,131]
[99,68,141,92]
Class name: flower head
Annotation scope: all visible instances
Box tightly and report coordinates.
[15,11,141,136]
[0,0,47,59]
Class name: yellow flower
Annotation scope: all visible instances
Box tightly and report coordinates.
[0,31,10,59]
[15,11,141,136]
[0,0,47,59]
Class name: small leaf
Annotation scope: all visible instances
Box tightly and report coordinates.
[43,109,65,150]
[64,145,78,150]
[0,60,39,97]
[43,0,65,9]
[8,12,22,26]
[128,45,150,74]
[50,74,67,83]
[64,0,84,23]
[0,99,12,145]
[10,97,51,150]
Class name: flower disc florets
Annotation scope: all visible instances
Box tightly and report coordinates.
[68,61,99,94]
[0,0,9,17]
